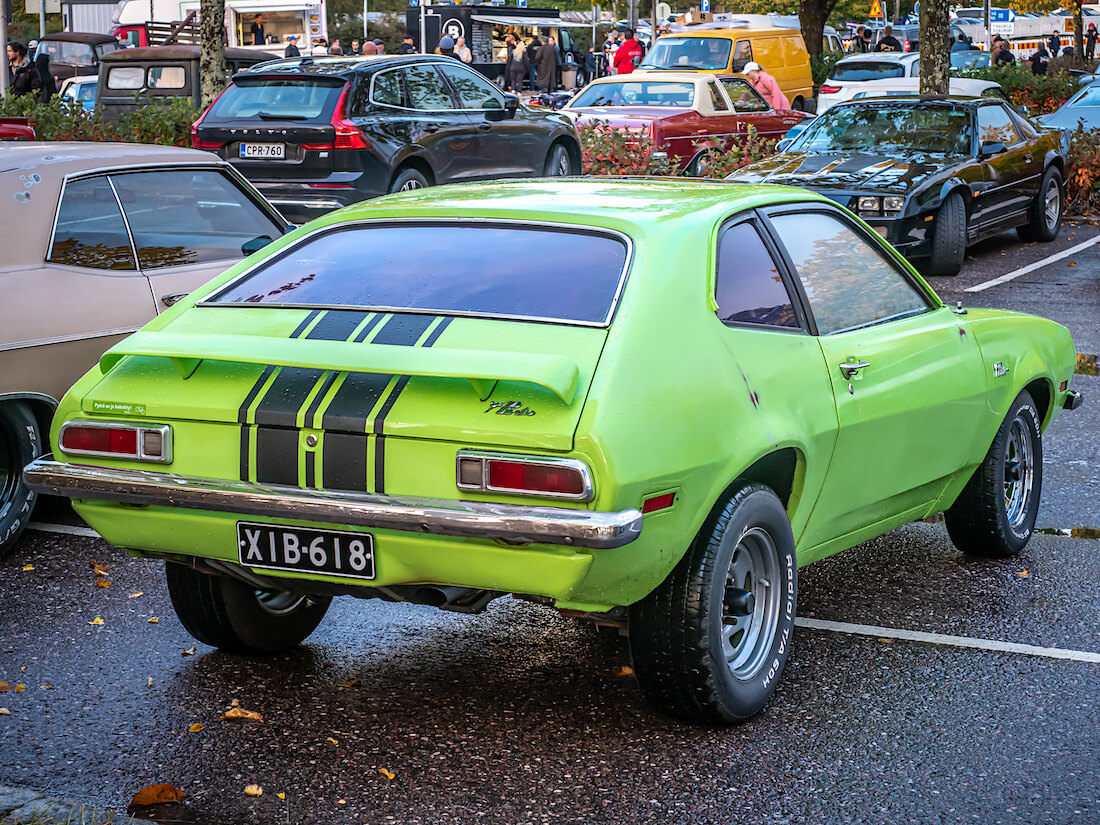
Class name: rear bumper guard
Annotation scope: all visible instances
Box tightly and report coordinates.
[23,459,643,550]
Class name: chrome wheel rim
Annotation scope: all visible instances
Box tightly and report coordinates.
[400,178,423,191]
[255,589,306,616]
[1044,179,1060,231]
[721,527,781,680]
[1003,415,1035,530]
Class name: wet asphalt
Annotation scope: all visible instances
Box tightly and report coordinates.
[2,226,1099,825]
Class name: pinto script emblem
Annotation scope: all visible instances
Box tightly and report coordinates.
[485,400,536,416]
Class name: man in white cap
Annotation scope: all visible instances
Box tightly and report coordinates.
[742,61,790,110]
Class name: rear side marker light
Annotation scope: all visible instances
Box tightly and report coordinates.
[60,421,173,464]
[642,492,676,514]
[456,452,593,501]
[819,84,841,95]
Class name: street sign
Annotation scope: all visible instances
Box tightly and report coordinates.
[989,8,1015,22]
[990,21,1013,36]
[869,0,883,18]
[518,0,526,5]
[701,0,709,12]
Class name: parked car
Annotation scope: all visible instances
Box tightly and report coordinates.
[34,32,118,82]
[1039,82,1100,131]
[563,72,810,175]
[816,52,920,115]
[25,178,1080,723]
[637,27,815,111]
[59,76,98,112]
[816,76,1005,112]
[191,55,582,223]
[98,46,276,120]
[727,97,1066,276]
[0,118,35,140]
[0,143,290,558]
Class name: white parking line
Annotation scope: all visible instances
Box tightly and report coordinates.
[27,522,101,538]
[796,617,1100,664]
[965,234,1100,293]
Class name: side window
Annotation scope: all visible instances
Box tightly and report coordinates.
[708,80,729,112]
[404,65,455,110]
[715,222,800,329]
[977,104,1020,146]
[732,40,752,72]
[48,177,136,271]
[722,77,768,112]
[369,70,403,108]
[438,63,503,110]
[106,66,145,90]
[910,61,919,76]
[109,170,284,269]
[769,212,928,334]
[148,66,185,89]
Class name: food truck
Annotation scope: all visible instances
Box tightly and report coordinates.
[406,3,584,84]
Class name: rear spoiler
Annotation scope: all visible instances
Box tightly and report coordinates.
[99,332,580,403]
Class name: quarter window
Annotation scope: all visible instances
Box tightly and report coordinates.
[148,66,185,89]
[49,177,136,270]
[715,222,800,329]
[404,65,454,110]
[106,66,145,90]
[370,70,403,107]
[770,212,928,334]
[438,63,503,109]
[977,104,1020,146]
[732,40,752,72]
[708,80,729,111]
[721,77,768,112]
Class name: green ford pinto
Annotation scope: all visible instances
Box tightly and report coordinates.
[24,179,1082,723]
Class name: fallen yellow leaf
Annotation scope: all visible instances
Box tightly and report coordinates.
[22,564,33,572]
[189,723,204,733]
[337,678,360,688]
[182,646,196,656]
[243,785,263,797]
[128,591,144,599]
[0,681,10,693]
[277,793,286,800]
[230,698,240,707]
[378,768,395,780]
[0,708,9,715]
[15,685,25,693]
[1018,569,1031,578]
[878,638,894,644]
[130,784,185,808]
[221,707,263,722]
[40,684,52,690]
[90,562,110,576]
[1067,261,1078,266]
[95,580,112,588]
[88,617,104,626]
[148,618,159,624]
[146,677,154,687]
[337,799,347,804]
[327,737,339,745]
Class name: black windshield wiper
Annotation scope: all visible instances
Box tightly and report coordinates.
[257,111,308,120]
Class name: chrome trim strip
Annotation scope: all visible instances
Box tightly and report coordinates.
[23,459,642,550]
[265,198,346,210]
[58,421,173,464]
[0,326,141,354]
[455,451,595,502]
[196,217,636,329]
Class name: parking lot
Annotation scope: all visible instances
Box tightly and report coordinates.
[2,225,1098,825]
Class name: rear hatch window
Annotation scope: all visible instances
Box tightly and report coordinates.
[830,61,906,81]
[204,77,344,122]
[205,222,631,327]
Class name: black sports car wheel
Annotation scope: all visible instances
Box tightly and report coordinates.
[1017,166,1063,243]
[166,563,332,653]
[945,390,1042,557]
[389,167,429,194]
[0,402,41,559]
[925,191,967,276]
[630,483,798,723]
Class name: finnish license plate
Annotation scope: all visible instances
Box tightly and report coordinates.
[239,142,285,159]
[237,522,375,580]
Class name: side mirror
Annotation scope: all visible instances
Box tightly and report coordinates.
[1016,104,1030,117]
[979,140,1007,158]
[776,138,792,152]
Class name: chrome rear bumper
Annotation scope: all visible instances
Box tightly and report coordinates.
[23,459,643,550]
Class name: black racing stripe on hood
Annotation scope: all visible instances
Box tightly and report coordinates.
[795,154,846,174]
[831,156,893,173]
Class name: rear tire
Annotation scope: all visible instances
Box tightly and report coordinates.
[389,166,430,194]
[1016,166,1063,243]
[630,483,797,724]
[544,142,576,176]
[166,563,332,654]
[0,402,41,559]
[944,390,1042,557]
[924,192,967,276]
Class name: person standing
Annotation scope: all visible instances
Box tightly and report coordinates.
[850,25,866,52]
[249,15,266,46]
[1088,23,1098,61]
[284,34,300,57]
[373,38,385,55]
[1030,43,1050,75]
[506,37,528,91]
[743,61,790,109]
[527,36,541,90]
[536,34,558,92]
[6,42,39,97]
[992,36,1015,66]
[35,53,55,103]
[583,44,597,85]
[400,34,416,55]
[612,29,642,75]
[454,36,472,63]
[349,39,362,56]
[1048,30,1060,58]
[874,25,902,52]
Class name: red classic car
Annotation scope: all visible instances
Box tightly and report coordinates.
[563,72,811,175]
[0,118,36,141]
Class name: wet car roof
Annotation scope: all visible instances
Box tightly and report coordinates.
[235,54,453,79]
[39,32,117,45]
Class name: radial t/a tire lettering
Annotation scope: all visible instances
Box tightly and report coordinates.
[166,562,332,654]
[0,401,41,558]
[945,389,1042,557]
[629,483,798,724]
[1016,166,1063,243]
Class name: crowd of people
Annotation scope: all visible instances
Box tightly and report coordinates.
[4,41,57,101]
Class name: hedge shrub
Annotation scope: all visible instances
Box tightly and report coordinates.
[0,95,196,146]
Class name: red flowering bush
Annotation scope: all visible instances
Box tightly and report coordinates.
[0,95,196,145]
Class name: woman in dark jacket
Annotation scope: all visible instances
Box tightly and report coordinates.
[35,53,56,103]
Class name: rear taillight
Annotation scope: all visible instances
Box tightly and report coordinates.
[60,421,172,463]
[904,39,911,50]
[819,84,841,95]
[191,84,230,151]
[331,83,368,150]
[456,452,593,501]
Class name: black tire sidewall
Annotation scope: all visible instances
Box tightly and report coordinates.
[546,143,570,176]
[389,167,429,194]
[1036,167,1063,243]
[219,575,333,653]
[994,392,1043,550]
[704,488,798,720]
[0,402,41,557]
[928,192,966,276]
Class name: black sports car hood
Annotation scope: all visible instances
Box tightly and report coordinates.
[729,151,957,195]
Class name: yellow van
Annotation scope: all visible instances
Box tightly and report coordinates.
[638,27,815,111]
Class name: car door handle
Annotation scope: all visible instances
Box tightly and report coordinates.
[161,292,188,308]
[839,360,870,379]
[1024,154,1033,163]
[478,123,492,131]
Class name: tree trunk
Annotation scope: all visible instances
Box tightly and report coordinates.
[1074,0,1084,66]
[919,0,950,95]
[199,0,226,110]
[799,0,839,57]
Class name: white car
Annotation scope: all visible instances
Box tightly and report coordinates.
[816,52,921,115]
[821,77,1006,113]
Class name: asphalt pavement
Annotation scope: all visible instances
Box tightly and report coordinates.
[2,225,1098,825]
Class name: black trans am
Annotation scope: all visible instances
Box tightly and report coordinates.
[727,97,1066,276]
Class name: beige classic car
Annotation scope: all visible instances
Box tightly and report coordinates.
[0,143,289,555]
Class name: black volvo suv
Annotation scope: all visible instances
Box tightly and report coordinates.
[191,55,582,222]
